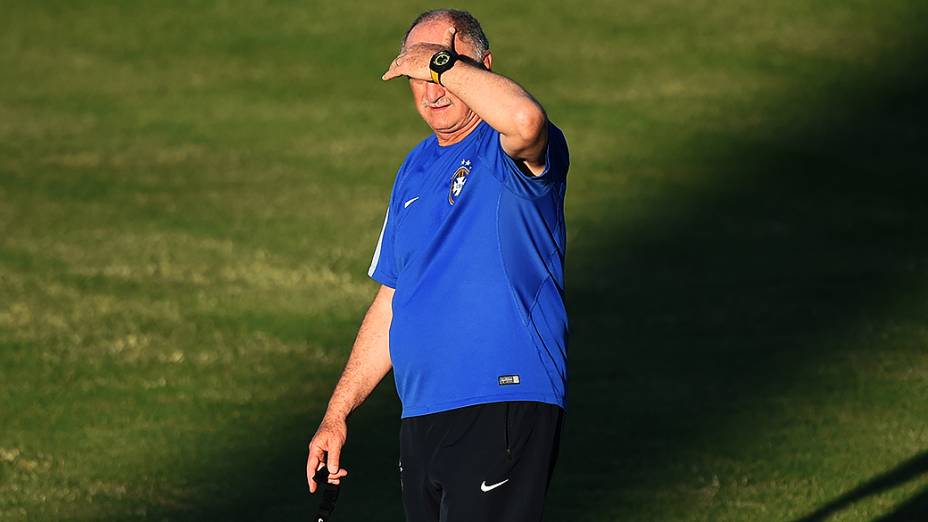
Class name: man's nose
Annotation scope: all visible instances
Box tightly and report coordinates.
[425,82,447,102]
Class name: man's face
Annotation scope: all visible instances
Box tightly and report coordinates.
[403,20,489,135]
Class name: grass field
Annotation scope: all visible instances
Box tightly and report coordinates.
[2,1,928,520]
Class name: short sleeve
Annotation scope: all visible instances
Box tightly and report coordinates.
[366,137,434,288]
[367,177,402,288]
[367,208,396,288]
[485,120,570,198]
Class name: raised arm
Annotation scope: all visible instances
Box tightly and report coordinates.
[382,27,549,175]
[306,284,394,493]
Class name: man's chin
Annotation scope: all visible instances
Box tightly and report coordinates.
[425,117,456,133]
[426,108,455,127]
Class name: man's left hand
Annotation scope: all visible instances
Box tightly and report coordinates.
[382,26,456,82]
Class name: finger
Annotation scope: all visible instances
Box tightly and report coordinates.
[443,26,456,51]
[384,55,402,74]
[383,61,403,81]
[327,445,341,474]
[306,455,318,493]
[328,469,348,480]
[306,443,325,492]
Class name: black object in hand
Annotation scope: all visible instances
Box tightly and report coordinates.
[313,465,341,522]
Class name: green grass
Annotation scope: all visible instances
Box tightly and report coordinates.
[2,1,928,520]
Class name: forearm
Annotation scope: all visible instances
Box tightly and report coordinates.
[440,60,546,144]
[381,26,549,166]
[323,285,394,422]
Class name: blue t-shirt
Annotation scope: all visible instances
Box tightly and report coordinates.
[368,120,569,418]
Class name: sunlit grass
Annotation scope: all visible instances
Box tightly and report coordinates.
[2,1,928,521]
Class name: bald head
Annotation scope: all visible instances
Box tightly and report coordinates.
[401,9,490,59]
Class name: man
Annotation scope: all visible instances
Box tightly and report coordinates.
[307,9,569,521]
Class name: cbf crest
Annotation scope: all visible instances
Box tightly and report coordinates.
[448,159,471,205]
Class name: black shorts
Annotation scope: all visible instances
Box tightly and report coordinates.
[399,401,564,522]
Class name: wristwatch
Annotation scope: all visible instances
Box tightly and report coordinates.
[429,49,458,85]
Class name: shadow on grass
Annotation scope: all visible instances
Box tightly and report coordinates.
[88,19,928,522]
[876,487,928,522]
[793,451,928,521]
[546,24,928,522]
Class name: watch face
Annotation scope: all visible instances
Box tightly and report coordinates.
[433,51,451,67]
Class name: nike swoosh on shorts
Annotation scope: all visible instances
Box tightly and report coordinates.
[480,479,509,492]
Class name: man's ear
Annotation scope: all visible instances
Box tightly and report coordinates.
[482,51,493,71]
